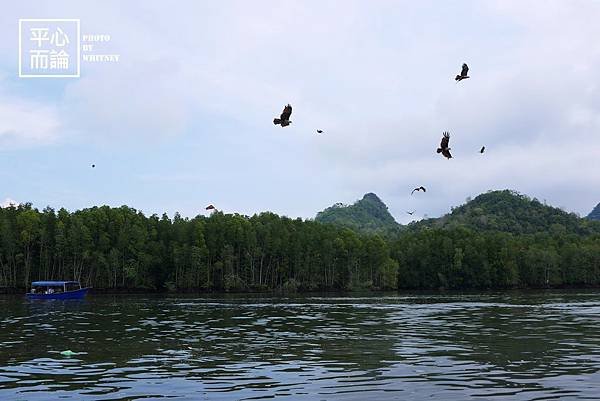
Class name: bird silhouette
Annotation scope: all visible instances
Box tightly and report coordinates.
[455,63,469,82]
[411,186,426,195]
[437,132,452,159]
[273,104,292,127]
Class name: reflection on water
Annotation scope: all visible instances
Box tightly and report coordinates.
[1,292,600,400]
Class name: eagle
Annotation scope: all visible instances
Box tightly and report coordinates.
[437,131,452,159]
[406,210,415,215]
[455,63,469,82]
[411,186,426,195]
[480,146,485,154]
[205,204,216,211]
[273,104,292,127]
[316,129,323,134]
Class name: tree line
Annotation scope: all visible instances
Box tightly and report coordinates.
[1,202,599,292]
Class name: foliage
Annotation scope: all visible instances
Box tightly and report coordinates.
[2,189,600,292]
[411,190,600,236]
[0,204,397,292]
[587,202,600,221]
[315,193,401,236]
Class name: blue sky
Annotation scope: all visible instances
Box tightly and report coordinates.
[1,1,600,223]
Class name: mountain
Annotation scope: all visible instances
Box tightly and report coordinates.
[316,189,600,238]
[315,193,401,235]
[410,189,600,235]
[587,203,600,221]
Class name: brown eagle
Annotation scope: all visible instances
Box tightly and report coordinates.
[205,204,216,211]
[273,104,292,127]
[455,63,469,82]
[437,131,452,159]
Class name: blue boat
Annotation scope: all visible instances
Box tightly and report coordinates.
[26,281,90,300]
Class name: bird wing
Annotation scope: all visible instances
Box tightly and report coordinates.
[420,186,426,192]
[206,205,215,210]
[441,132,450,148]
[461,63,469,77]
[281,104,292,120]
[411,188,417,195]
[442,149,452,159]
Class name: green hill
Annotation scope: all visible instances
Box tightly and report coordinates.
[315,193,401,235]
[587,203,600,221]
[410,189,600,236]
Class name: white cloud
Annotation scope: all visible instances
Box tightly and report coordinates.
[2,1,600,220]
[0,91,61,148]
[1,198,19,208]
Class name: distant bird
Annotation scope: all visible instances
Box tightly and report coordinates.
[480,146,485,154]
[273,104,292,127]
[205,204,216,211]
[437,131,452,159]
[455,63,469,82]
[411,186,426,195]
[91,164,95,168]
[406,210,415,215]
[316,129,323,134]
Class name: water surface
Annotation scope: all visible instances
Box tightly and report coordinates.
[1,292,600,400]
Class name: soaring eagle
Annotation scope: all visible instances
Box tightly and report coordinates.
[205,204,216,211]
[273,104,292,127]
[437,131,452,159]
[406,210,415,215]
[316,129,323,134]
[411,186,426,195]
[455,63,469,82]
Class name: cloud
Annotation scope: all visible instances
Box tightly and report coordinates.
[0,83,61,148]
[62,61,190,142]
[1,198,19,208]
[1,1,600,221]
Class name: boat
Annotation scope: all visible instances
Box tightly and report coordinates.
[26,281,90,300]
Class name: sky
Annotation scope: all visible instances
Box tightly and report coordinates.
[1,0,600,224]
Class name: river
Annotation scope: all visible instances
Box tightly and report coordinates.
[1,291,600,400]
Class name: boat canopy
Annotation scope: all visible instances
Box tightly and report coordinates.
[31,281,80,287]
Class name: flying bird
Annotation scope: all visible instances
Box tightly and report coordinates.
[91,164,95,168]
[406,210,415,215]
[455,63,469,82]
[205,204,216,211]
[480,146,485,154]
[437,131,452,159]
[316,129,323,134]
[273,104,292,127]
[411,186,426,195]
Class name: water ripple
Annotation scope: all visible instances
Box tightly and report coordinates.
[1,292,600,400]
